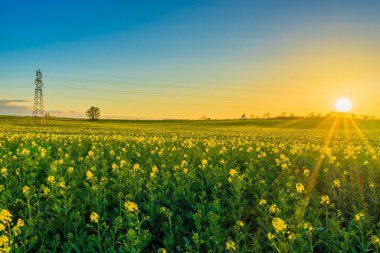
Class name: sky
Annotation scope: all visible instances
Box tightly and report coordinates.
[1,0,380,119]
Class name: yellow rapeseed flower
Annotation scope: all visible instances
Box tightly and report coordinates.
[150,165,158,177]
[1,167,8,177]
[303,169,310,176]
[272,218,287,233]
[0,235,10,252]
[320,195,330,205]
[259,199,267,205]
[47,176,55,184]
[86,170,94,180]
[270,204,280,213]
[90,212,99,223]
[124,201,139,213]
[303,222,313,231]
[0,209,12,224]
[201,159,208,167]
[133,163,140,172]
[17,219,25,227]
[288,233,296,240]
[236,220,244,227]
[23,186,30,195]
[40,148,46,157]
[296,183,305,193]
[333,179,341,188]
[229,169,237,177]
[58,180,66,188]
[225,240,236,251]
[267,232,275,240]
[41,186,51,196]
[371,235,380,245]
[354,212,365,221]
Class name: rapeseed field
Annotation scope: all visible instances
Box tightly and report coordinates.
[0,117,379,252]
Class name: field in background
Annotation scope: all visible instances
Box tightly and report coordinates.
[0,116,379,252]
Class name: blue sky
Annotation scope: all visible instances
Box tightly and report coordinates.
[1,1,380,118]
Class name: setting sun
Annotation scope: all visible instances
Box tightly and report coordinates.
[335,98,353,112]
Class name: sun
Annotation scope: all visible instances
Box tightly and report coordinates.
[335,98,353,112]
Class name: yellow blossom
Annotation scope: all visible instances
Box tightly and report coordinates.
[0,235,10,252]
[58,180,66,188]
[320,195,330,205]
[201,159,208,167]
[1,167,8,177]
[133,163,140,172]
[272,218,287,233]
[88,150,94,157]
[40,148,46,157]
[42,186,50,196]
[150,165,158,177]
[296,183,305,193]
[371,235,380,245]
[236,220,244,227]
[90,212,99,223]
[303,222,313,231]
[0,209,12,224]
[23,186,30,195]
[354,212,365,221]
[17,219,25,227]
[68,167,74,174]
[333,179,341,188]
[259,199,267,205]
[225,240,236,251]
[47,176,55,184]
[303,169,310,176]
[270,204,280,213]
[229,169,237,177]
[124,201,139,213]
[86,170,94,180]
[267,232,275,240]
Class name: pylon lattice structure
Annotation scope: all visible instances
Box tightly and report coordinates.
[32,69,45,124]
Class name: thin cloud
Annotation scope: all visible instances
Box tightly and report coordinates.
[0,99,31,116]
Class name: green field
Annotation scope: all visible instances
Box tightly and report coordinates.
[0,116,379,252]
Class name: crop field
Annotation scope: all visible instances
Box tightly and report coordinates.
[0,116,379,252]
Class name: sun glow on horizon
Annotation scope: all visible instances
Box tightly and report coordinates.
[335,98,353,113]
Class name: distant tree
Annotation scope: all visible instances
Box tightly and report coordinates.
[86,106,100,121]
[199,116,211,120]
[279,112,287,118]
[263,113,271,119]
[240,114,247,119]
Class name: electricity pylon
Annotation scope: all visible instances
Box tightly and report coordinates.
[32,69,45,124]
